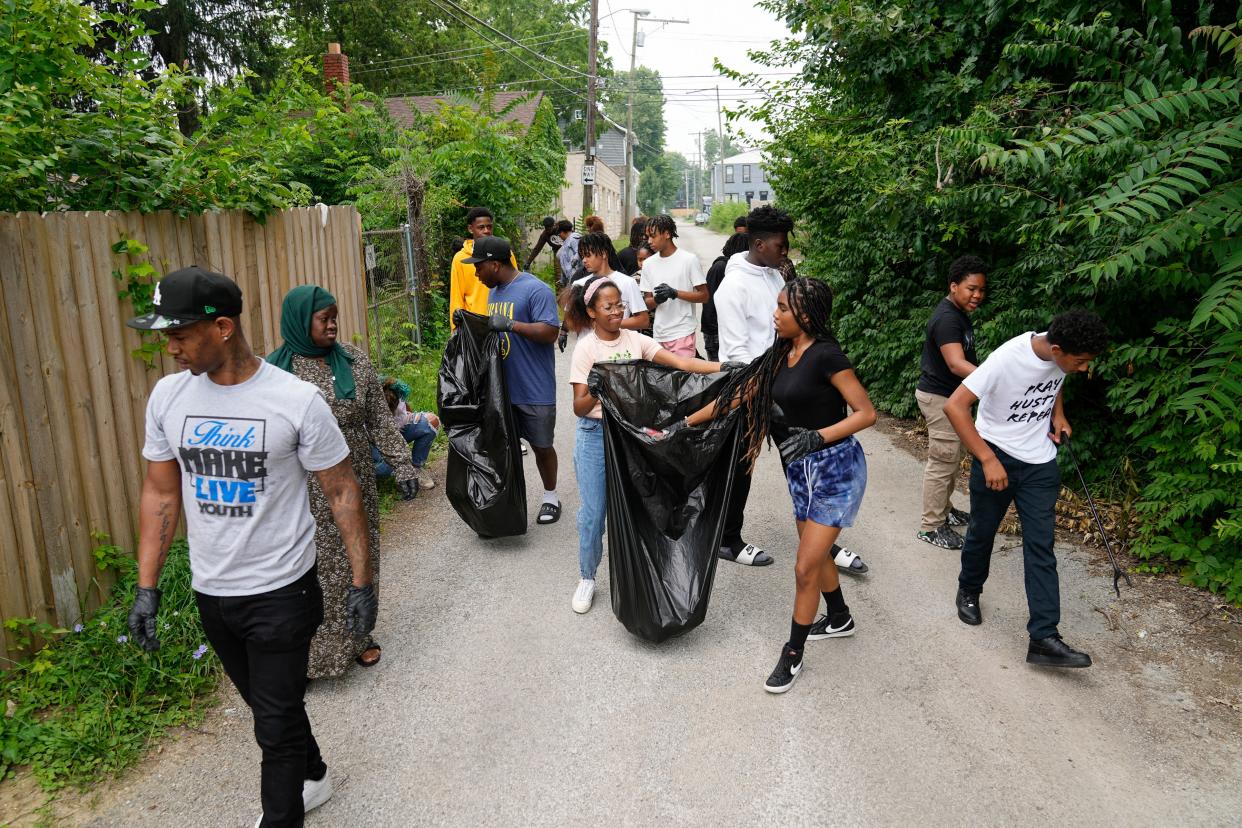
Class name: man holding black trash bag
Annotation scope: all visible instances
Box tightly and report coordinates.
[468,236,565,525]
[125,266,377,826]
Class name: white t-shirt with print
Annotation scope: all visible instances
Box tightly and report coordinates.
[640,247,706,342]
[962,331,1066,464]
[569,329,663,419]
[572,271,646,320]
[142,360,350,596]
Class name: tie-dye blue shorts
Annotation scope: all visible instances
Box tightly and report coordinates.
[785,436,868,527]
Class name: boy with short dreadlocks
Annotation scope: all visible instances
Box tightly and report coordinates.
[656,278,877,693]
[641,214,709,357]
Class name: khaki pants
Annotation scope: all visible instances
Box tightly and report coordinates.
[916,389,966,531]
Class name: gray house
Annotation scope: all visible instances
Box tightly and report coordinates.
[711,150,773,208]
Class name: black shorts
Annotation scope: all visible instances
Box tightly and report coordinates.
[512,404,556,449]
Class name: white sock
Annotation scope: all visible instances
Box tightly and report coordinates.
[542,490,559,506]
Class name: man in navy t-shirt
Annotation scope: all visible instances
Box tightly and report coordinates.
[466,236,564,525]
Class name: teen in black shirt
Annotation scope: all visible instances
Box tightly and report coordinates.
[671,278,877,693]
[915,255,986,550]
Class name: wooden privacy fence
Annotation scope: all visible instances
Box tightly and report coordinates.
[0,206,367,649]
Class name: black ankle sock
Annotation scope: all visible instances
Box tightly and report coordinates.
[823,587,847,617]
[787,618,812,653]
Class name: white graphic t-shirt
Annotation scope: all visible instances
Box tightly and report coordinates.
[962,331,1066,464]
[640,248,706,342]
[142,360,349,596]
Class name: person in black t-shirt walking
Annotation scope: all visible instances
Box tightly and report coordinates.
[667,278,877,693]
[915,255,987,550]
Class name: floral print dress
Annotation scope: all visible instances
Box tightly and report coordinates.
[291,344,415,678]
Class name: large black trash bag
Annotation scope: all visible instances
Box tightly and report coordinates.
[593,361,742,642]
[437,310,527,538]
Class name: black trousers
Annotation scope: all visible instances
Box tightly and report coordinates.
[722,461,753,551]
[958,444,1062,640]
[703,332,719,362]
[196,566,327,827]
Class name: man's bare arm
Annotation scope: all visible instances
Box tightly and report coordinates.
[315,458,372,586]
[137,460,183,589]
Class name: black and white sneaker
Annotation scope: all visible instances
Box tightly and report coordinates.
[807,612,855,640]
[917,524,964,550]
[947,507,970,527]
[764,646,803,694]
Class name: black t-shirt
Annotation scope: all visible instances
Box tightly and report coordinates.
[617,246,640,275]
[918,297,977,396]
[771,339,854,445]
[700,255,728,336]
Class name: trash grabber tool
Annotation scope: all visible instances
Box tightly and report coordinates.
[1060,431,1132,597]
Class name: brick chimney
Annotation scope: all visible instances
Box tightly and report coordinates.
[323,43,350,97]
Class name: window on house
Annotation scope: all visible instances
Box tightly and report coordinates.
[760,191,769,202]
[724,165,734,184]
[742,165,751,183]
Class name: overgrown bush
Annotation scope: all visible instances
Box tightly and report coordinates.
[708,201,749,234]
[0,539,218,789]
[736,2,1242,599]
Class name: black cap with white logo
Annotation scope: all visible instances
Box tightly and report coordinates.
[126,266,243,331]
[461,235,512,265]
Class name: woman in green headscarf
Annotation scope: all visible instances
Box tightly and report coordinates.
[268,285,417,676]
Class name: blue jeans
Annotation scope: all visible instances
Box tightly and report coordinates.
[373,418,437,476]
[574,417,607,579]
[959,443,1062,640]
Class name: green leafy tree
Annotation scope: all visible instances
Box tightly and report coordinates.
[603,66,665,170]
[638,151,692,214]
[735,1,1242,598]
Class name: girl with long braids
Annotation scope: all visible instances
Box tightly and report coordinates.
[566,275,727,614]
[658,277,876,693]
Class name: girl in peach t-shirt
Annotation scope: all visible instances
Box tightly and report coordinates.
[564,275,721,614]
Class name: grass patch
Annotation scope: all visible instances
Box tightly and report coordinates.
[0,539,218,790]
[707,201,748,234]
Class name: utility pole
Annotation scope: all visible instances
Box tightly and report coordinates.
[623,12,688,227]
[715,85,725,204]
[696,130,704,211]
[583,0,599,217]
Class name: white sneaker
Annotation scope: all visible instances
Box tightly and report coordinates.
[572,579,596,614]
[304,768,334,812]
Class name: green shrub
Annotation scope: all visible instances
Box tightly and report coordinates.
[0,539,218,789]
[708,201,749,234]
[741,1,1242,599]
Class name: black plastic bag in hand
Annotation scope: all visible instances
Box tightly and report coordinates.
[779,427,825,466]
[593,361,743,642]
[438,311,528,538]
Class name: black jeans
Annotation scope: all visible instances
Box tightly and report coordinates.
[958,444,1062,640]
[703,332,719,362]
[196,567,327,827]
[722,462,753,551]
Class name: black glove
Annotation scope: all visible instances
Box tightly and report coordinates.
[721,361,748,372]
[779,427,825,466]
[127,586,162,652]
[488,313,514,333]
[558,327,568,353]
[398,478,418,500]
[587,368,604,399]
[652,283,677,304]
[345,583,378,637]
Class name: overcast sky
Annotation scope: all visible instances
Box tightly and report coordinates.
[596,0,799,162]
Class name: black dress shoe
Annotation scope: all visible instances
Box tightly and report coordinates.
[956,588,982,625]
[1027,635,1092,668]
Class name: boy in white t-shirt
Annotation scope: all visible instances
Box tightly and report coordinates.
[944,310,1109,669]
[640,214,708,357]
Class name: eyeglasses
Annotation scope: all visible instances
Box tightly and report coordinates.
[599,301,629,313]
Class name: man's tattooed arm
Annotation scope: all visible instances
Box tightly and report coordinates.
[315,458,372,586]
[137,460,183,589]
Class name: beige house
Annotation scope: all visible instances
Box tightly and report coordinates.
[557,152,627,237]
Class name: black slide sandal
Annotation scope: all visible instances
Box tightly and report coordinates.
[537,502,561,524]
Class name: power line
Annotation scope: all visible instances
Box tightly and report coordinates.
[432,0,592,79]
[352,32,584,74]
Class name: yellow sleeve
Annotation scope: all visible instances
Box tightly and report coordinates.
[448,253,465,330]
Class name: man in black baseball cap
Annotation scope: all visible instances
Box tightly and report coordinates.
[125,265,376,823]
[127,265,243,332]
